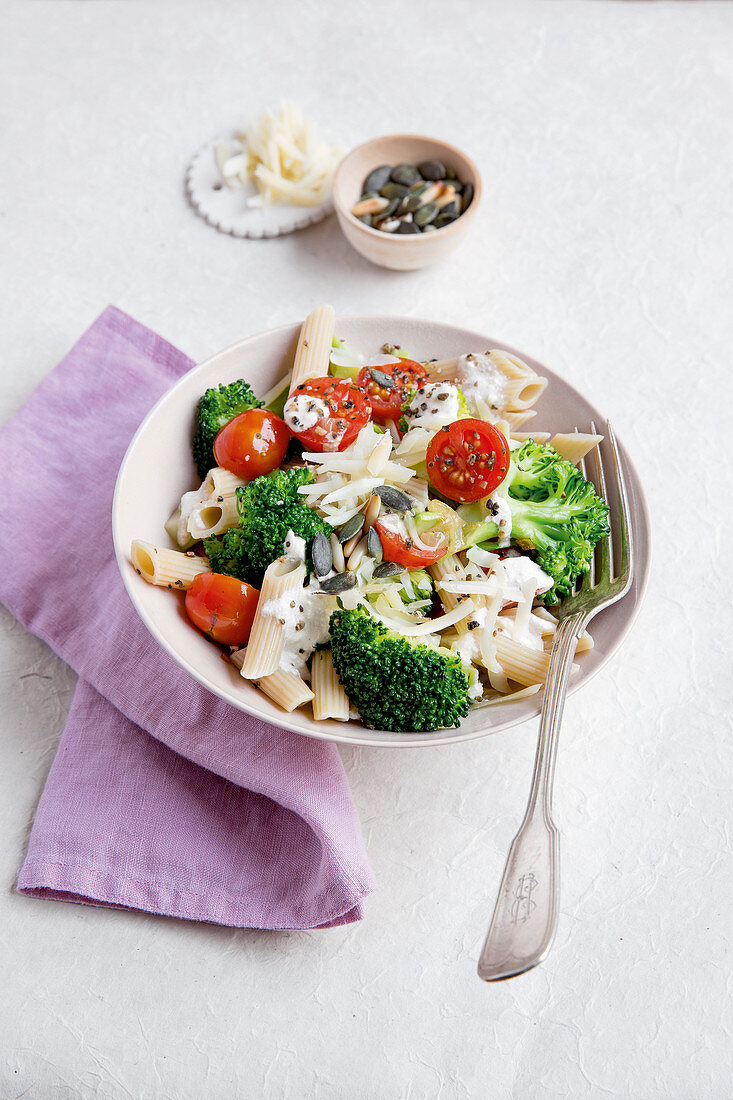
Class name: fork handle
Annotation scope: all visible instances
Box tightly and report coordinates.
[477,612,585,981]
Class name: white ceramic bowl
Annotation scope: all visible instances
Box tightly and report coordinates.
[332,135,481,270]
[113,316,651,748]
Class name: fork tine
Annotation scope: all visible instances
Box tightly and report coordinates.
[575,425,595,591]
[590,421,611,583]
[605,420,634,588]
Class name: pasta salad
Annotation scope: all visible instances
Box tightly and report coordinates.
[130,306,610,733]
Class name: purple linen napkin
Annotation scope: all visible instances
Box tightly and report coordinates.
[0,306,374,929]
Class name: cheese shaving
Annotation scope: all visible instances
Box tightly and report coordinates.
[217,101,342,207]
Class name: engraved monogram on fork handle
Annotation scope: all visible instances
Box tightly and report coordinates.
[478,614,584,982]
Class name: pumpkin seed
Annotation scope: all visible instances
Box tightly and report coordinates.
[359,190,379,201]
[414,201,439,227]
[445,166,457,180]
[418,159,446,180]
[370,368,395,389]
[401,194,424,214]
[409,181,430,196]
[434,213,458,229]
[439,201,459,217]
[364,165,393,194]
[375,485,413,512]
[338,513,365,543]
[461,183,474,211]
[380,181,409,200]
[311,531,332,577]
[357,213,374,227]
[367,526,383,562]
[391,164,422,187]
[396,221,421,234]
[372,561,401,579]
[450,180,464,194]
[319,571,357,593]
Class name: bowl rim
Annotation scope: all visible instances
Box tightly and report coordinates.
[113,315,652,749]
[333,133,482,243]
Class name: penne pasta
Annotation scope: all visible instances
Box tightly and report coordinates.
[288,305,336,393]
[241,557,307,679]
[311,650,350,721]
[186,496,240,540]
[502,374,548,411]
[255,669,315,711]
[548,432,603,465]
[131,541,211,589]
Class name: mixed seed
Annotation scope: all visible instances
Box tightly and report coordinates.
[352,161,474,235]
[311,489,416,591]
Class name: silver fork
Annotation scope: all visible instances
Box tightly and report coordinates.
[477,420,634,982]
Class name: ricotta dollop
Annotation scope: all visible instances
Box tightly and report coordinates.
[403,381,461,431]
[455,353,507,416]
[283,393,331,434]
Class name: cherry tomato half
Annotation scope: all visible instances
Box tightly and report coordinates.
[374,521,448,568]
[284,376,371,452]
[185,573,259,646]
[213,408,290,480]
[355,358,429,424]
[426,419,510,503]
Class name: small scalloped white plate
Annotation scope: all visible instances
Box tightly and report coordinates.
[186,139,334,239]
[112,316,651,748]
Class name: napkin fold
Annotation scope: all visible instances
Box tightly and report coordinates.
[0,307,374,929]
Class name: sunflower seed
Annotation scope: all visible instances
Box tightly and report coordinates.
[375,485,413,512]
[319,571,357,593]
[311,531,332,577]
[338,513,365,543]
[367,525,383,562]
[372,561,401,579]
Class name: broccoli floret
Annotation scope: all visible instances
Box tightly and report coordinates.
[192,380,263,477]
[461,440,610,605]
[329,606,472,732]
[204,467,331,587]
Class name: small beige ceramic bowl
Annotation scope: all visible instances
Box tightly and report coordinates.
[333,134,482,271]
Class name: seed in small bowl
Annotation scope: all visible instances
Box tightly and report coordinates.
[351,161,474,236]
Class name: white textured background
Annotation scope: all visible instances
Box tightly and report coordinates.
[1,1,732,1097]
